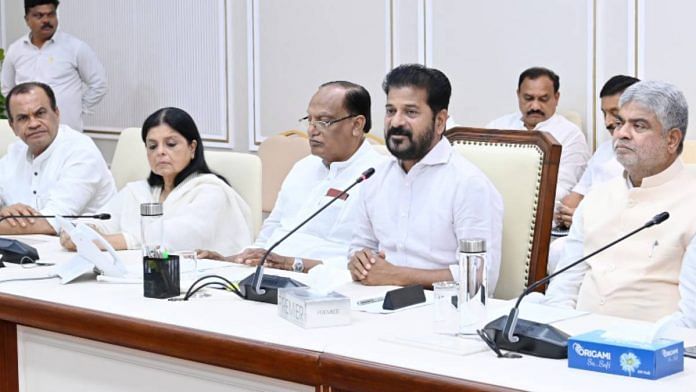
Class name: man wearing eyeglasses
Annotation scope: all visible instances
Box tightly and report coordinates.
[348,64,504,292]
[198,81,386,273]
[1,0,107,132]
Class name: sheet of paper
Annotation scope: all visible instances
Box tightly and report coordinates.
[381,333,488,356]
[487,301,588,324]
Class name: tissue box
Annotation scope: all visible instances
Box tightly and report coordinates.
[277,287,351,328]
[568,330,683,380]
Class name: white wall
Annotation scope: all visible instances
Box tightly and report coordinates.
[1,0,696,159]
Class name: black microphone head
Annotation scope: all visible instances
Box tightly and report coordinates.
[95,213,111,220]
[358,167,375,182]
[647,211,669,227]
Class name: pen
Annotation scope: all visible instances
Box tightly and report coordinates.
[357,296,384,306]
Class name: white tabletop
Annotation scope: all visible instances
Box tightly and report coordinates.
[1,235,694,391]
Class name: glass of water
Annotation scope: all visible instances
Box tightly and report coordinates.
[433,281,459,335]
[174,250,198,275]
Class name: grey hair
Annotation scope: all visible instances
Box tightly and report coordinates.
[619,80,688,153]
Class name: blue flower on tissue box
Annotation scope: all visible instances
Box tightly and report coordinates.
[568,330,683,380]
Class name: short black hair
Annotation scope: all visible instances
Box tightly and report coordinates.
[25,0,59,15]
[319,81,372,132]
[5,82,58,123]
[141,107,228,188]
[599,75,640,98]
[382,64,451,114]
[518,67,560,93]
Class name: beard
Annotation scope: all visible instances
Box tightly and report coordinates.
[386,121,437,161]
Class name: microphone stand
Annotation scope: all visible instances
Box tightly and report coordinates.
[0,213,111,223]
[485,212,670,359]
[239,168,376,304]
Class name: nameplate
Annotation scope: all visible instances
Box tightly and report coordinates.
[277,287,351,328]
[326,188,349,200]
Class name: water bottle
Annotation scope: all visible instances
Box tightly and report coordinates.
[140,202,164,258]
[458,238,487,333]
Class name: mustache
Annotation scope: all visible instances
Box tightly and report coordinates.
[42,23,53,29]
[526,109,545,116]
[613,140,632,151]
[387,126,412,138]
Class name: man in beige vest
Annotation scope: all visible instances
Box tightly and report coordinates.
[545,80,696,328]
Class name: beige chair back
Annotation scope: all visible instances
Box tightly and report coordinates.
[682,140,696,164]
[111,127,149,189]
[258,132,310,213]
[0,119,19,157]
[446,127,561,299]
[205,150,262,235]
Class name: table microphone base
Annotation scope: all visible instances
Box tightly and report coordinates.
[238,273,306,304]
[483,316,570,359]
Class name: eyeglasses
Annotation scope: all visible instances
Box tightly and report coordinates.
[298,114,358,131]
[476,329,522,359]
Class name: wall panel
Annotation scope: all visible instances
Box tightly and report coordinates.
[249,0,392,148]
[641,0,696,140]
[57,0,229,144]
[429,0,590,137]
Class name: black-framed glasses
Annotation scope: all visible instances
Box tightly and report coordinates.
[476,329,522,359]
[298,114,358,131]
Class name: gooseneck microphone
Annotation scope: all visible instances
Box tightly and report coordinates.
[485,211,670,359]
[0,213,111,223]
[239,167,376,304]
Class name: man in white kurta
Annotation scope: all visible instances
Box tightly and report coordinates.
[199,81,386,272]
[1,1,107,131]
[349,64,503,292]
[0,82,115,235]
[545,81,696,328]
[486,67,590,204]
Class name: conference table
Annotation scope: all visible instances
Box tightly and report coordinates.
[0,236,694,391]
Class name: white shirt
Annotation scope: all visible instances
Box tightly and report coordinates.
[486,112,590,203]
[349,138,504,293]
[254,140,386,268]
[1,31,107,131]
[92,174,253,255]
[572,139,623,196]
[0,125,116,231]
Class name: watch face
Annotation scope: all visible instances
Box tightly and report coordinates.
[293,258,304,272]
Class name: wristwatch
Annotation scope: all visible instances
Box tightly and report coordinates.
[292,257,304,273]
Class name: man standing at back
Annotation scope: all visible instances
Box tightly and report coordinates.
[198,81,386,273]
[0,82,115,234]
[487,67,590,204]
[349,64,503,292]
[1,0,107,132]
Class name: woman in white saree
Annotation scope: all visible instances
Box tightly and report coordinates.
[60,107,252,254]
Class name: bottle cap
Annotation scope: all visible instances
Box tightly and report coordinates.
[141,202,163,216]
[459,238,486,253]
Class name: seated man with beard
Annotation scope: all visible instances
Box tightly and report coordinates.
[347,64,504,292]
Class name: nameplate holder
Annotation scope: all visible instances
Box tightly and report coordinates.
[383,285,426,310]
[277,287,351,328]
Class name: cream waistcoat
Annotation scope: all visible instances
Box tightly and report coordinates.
[577,159,696,321]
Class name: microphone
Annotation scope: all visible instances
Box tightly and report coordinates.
[238,167,376,304]
[0,213,111,223]
[484,211,670,359]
